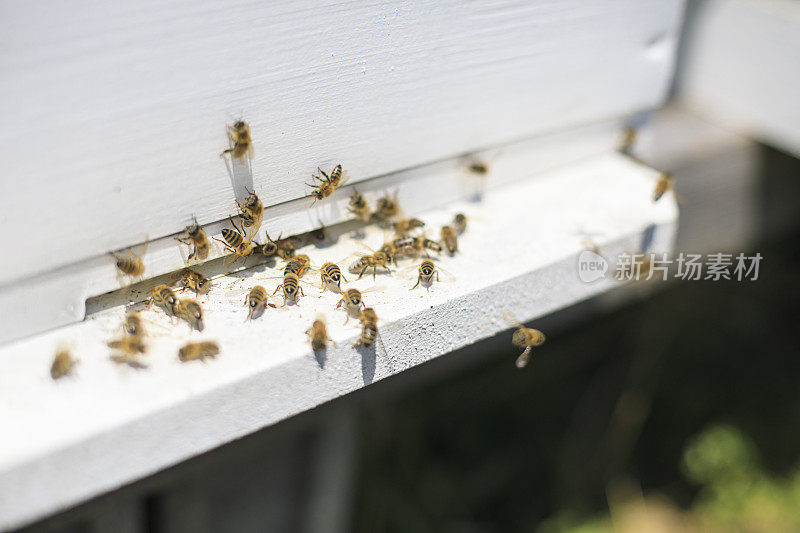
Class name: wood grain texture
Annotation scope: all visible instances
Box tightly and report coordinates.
[0,0,684,283]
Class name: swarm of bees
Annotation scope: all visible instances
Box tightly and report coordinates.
[59,121,566,382]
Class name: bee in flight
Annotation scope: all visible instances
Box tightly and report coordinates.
[178,341,220,363]
[652,172,674,202]
[243,285,276,320]
[440,226,458,255]
[502,311,546,368]
[50,346,78,380]
[354,308,379,348]
[220,120,253,160]
[237,188,263,237]
[308,164,347,204]
[175,217,210,262]
[123,311,145,338]
[371,191,400,222]
[175,299,204,331]
[452,213,467,235]
[110,240,148,282]
[405,259,454,291]
[348,188,371,222]
[307,316,335,352]
[108,336,148,369]
[178,269,211,295]
[214,217,255,264]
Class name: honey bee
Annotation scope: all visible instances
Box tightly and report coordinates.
[502,311,545,368]
[178,269,211,295]
[50,347,77,380]
[178,341,220,363]
[452,213,467,235]
[264,232,300,259]
[123,311,145,337]
[110,247,146,280]
[307,316,335,351]
[175,299,204,331]
[371,192,400,222]
[214,217,254,263]
[237,188,263,235]
[272,272,305,305]
[349,245,393,280]
[348,188,372,222]
[335,288,368,323]
[354,308,379,348]
[244,285,276,319]
[175,218,210,262]
[284,254,311,278]
[312,261,345,293]
[308,164,347,204]
[392,218,425,236]
[408,259,454,291]
[150,284,178,316]
[414,236,442,257]
[467,159,490,175]
[440,226,458,255]
[220,120,253,160]
[653,172,674,202]
[108,336,148,369]
[388,236,418,259]
[260,239,279,258]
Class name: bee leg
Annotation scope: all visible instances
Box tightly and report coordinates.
[358,265,369,280]
[298,286,306,297]
[272,285,283,296]
[411,277,421,290]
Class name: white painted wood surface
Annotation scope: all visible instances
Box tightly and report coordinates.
[0,153,678,530]
[676,0,800,156]
[0,0,684,286]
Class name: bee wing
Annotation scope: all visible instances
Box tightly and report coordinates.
[500,310,523,329]
[515,347,532,368]
[435,265,456,283]
[359,284,385,294]
[397,264,421,280]
[354,241,378,255]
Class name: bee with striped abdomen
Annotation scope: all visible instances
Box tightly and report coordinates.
[244,285,276,320]
[308,164,347,204]
[220,120,253,160]
[283,254,311,278]
[150,284,178,317]
[354,308,379,348]
[335,288,368,323]
[272,272,305,306]
[414,236,442,257]
[319,261,348,293]
[110,241,148,281]
[108,335,148,369]
[237,188,263,236]
[179,341,220,363]
[407,259,454,291]
[371,192,400,222]
[214,217,254,263]
[350,244,393,280]
[175,218,210,262]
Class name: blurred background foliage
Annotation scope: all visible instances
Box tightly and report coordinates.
[351,228,800,532]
